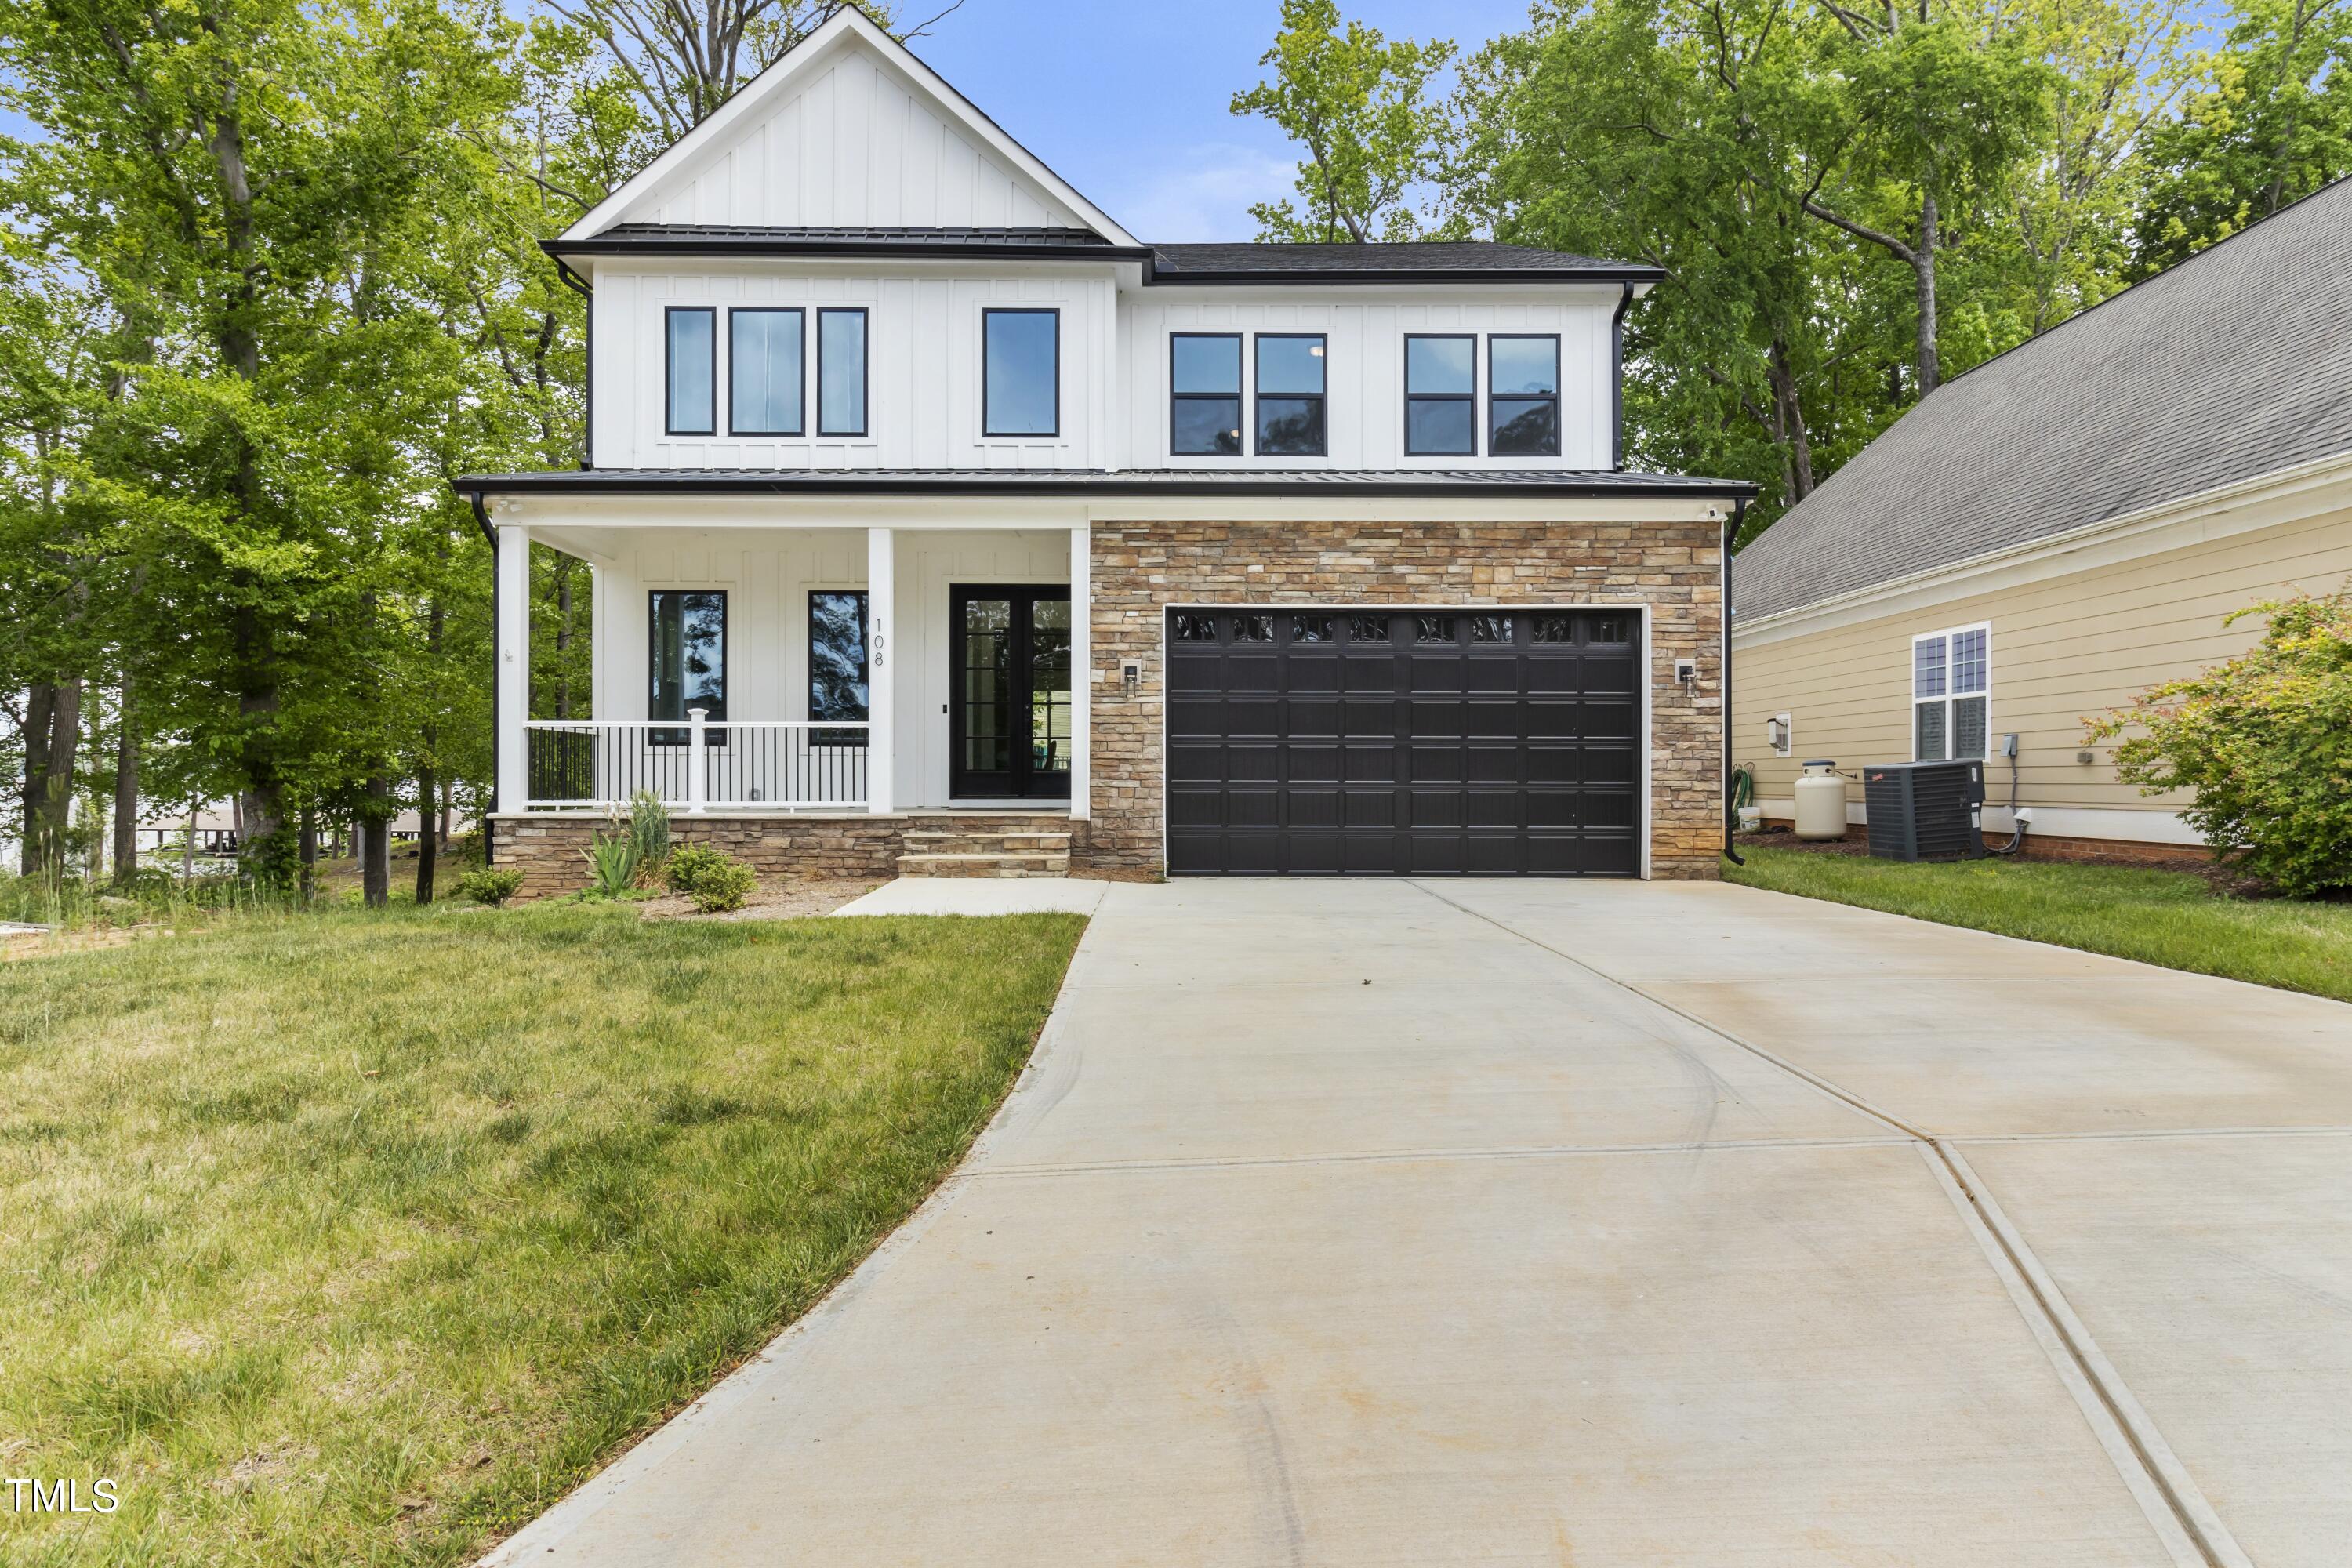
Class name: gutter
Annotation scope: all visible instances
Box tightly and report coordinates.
[1610,281,1634,471]
[1723,498,1746,868]
[550,259,594,470]
[470,491,499,867]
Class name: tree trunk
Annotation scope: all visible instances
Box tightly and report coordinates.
[1766,339,1817,502]
[1913,191,1940,397]
[111,674,139,887]
[361,777,392,908]
[183,799,198,881]
[299,804,318,903]
[20,684,53,876]
[554,556,575,720]
[22,680,82,876]
[414,760,438,905]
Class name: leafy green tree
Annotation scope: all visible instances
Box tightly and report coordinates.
[2132,0,2352,275]
[1233,0,1459,241]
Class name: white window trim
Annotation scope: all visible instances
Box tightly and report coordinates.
[1910,621,1992,761]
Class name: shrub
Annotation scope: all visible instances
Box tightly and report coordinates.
[688,857,757,914]
[2088,590,2352,897]
[581,828,641,898]
[628,791,671,885]
[664,842,728,896]
[456,867,526,906]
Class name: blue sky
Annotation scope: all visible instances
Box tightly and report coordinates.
[909,1,1532,241]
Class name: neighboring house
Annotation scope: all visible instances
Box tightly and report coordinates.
[458,10,1751,893]
[1733,178,2352,858]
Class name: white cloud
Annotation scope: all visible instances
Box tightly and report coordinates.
[1105,143,1298,242]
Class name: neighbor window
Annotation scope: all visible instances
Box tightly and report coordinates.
[818,308,867,437]
[808,590,869,744]
[1489,336,1560,456]
[666,307,716,435]
[650,590,726,744]
[728,307,802,437]
[1913,623,1990,760]
[1255,334,1327,456]
[983,307,1059,437]
[1170,333,1242,456]
[1405,334,1476,456]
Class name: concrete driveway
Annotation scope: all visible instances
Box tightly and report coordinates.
[485,879,2352,1568]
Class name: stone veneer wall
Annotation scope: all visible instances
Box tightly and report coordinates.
[490,813,1076,899]
[1086,517,1726,880]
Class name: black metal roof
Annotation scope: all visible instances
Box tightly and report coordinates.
[1736,176,2352,621]
[543,226,1661,285]
[454,466,1751,499]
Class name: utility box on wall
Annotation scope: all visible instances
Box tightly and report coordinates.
[1861,760,1986,861]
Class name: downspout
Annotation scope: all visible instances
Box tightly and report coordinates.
[471,492,499,866]
[1722,497,1746,867]
[1610,281,1635,471]
[554,257,594,471]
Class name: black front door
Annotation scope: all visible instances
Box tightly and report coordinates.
[951,585,1073,800]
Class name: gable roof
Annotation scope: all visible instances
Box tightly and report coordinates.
[562,8,1139,248]
[1733,177,2352,623]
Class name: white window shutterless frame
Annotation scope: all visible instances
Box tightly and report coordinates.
[1912,622,1990,760]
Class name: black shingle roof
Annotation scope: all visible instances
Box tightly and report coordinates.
[456,467,1751,499]
[1734,176,2352,622]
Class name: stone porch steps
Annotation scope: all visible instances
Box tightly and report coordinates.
[898,829,1073,879]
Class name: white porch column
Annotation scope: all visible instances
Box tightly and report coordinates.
[866,526,895,815]
[1068,521,1091,819]
[495,521,531,816]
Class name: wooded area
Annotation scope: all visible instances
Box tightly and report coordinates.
[2,0,2344,897]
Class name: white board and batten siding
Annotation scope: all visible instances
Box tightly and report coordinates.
[1117,289,1623,471]
[608,44,1089,232]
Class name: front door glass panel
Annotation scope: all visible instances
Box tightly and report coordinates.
[953,586,1072,799]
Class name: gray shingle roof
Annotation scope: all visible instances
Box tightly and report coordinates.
[1733,177,2352,622]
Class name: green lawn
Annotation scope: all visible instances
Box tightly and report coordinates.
[1726,845,2352,1003]
[0,902,1085,1567]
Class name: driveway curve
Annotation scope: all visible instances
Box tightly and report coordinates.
[485,879,2352,1568]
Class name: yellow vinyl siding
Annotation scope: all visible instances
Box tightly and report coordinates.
[1734,502,2352,814]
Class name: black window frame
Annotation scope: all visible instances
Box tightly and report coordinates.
[1403,332,1479,457]
[1168,332,1244,458]
[807,587,871,746]
[1488,333,1562,457]
[1254,332,1329,458]
[982,307,1062,439]
[816,307,869,439]
[648,588,727,746]
[666,305,717,437]
[725,306,804,438]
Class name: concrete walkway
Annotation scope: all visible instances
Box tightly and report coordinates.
[485,880,2352,1568]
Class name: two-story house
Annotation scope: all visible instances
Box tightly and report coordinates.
[458,9,1753,892]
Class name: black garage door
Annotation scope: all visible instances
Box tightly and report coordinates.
[1165,608,1642,877]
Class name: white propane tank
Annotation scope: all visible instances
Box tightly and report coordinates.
[1794,760,1849,840]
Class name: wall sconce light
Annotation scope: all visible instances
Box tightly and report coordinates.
[1121,660,1142,697]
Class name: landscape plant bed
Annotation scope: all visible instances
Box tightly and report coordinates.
[0,902,1085,1567]
[1725,844,2352,1003]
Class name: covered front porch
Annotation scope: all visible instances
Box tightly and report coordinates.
[490,516,1091,824]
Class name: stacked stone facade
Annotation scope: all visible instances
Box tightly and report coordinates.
[1084,517,1726,880]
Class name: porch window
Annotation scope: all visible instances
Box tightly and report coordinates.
[728,307,803,437]
[1255,334,1327,456]
[1913,622,1990,760]
[983,308,1058,437]
[1489,335,1560,456]
[666,307,716,436]
[1170,333,1242,456]
[808,590,869,745]
[650,590,726,745]
[818,308,867,437]
[1404,334,1475,456]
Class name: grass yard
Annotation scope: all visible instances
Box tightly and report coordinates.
[1726,845,2352,1003]
[0,902,1085,1567]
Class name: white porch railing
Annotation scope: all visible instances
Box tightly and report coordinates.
[525,712,869,811]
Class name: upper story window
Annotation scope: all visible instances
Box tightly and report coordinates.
[1490,336,1560,456]
[1405,334,1476,456]
[1913,623,1990,760]
[1255,334,1327,457]
[818,308,868,438]
[666,307,716,436]
[728,307,803,437]
[983,307,1059,437]
[1170,333,1243,456]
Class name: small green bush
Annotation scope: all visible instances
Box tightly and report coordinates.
[689,858,757,913]
[456,867,526,906]
[2089,590,2352,897]
[665,842,728,895]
